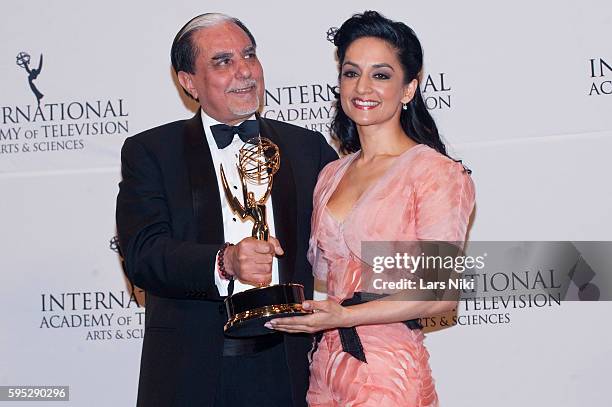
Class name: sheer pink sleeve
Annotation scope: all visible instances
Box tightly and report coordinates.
[414,157,475,244]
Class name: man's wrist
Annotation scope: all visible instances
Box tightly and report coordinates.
[217,242,234,280]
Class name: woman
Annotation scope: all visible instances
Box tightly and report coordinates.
[267,11,475,406]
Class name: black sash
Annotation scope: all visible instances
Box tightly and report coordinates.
[314,292,423,363]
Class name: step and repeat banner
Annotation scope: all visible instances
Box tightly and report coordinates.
[1,1,610,406]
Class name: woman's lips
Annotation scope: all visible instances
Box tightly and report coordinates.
[352,98,380,110]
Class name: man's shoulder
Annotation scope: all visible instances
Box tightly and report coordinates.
[262,117,323,140]
[127,118,189,147]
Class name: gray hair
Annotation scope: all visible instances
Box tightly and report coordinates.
[171,12,257,75]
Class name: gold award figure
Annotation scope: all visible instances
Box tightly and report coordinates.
[220,135,309,337]
[220,136,279,242]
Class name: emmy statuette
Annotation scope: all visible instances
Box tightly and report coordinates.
[220,134,310,337]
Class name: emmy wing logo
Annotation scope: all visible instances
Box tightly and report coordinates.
[1,50,130,162]
[326,27,338,44]
[16,51,44,105]
[109,236,121,255]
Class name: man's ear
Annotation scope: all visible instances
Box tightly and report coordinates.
[177,71,197,100]
[401,79,419,105]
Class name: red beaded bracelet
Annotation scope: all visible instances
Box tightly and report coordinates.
[217,242,234,280]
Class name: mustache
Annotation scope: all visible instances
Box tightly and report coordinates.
[226,79,258,93]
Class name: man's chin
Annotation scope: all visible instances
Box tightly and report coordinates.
[229,103,260,118]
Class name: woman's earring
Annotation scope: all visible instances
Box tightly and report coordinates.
[402,103,408,110]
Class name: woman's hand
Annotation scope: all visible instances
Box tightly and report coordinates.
[265,300,354,334]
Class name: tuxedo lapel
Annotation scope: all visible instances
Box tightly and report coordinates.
[259,116,297,284]
[183,111,225,244]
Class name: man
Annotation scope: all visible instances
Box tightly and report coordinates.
[116,13,337,407]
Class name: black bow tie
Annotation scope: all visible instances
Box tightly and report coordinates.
[210,120,259,149]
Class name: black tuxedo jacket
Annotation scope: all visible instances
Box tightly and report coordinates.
[116,111,337,407]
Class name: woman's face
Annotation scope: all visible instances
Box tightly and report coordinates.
[339,36,416,128]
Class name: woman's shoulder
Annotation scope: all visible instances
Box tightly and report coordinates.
[318,151,356,179]
[401,144,471,180]
[312,152,355,198]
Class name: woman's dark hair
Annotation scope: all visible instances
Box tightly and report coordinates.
[332,10,447,156]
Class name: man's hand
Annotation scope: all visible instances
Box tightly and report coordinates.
[224,237,284,286]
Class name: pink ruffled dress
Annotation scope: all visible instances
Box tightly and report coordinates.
[306,144,475,407]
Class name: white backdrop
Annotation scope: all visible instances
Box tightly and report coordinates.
[1,1,611,406]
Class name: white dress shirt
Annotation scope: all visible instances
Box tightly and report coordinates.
[201,109,279,296]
